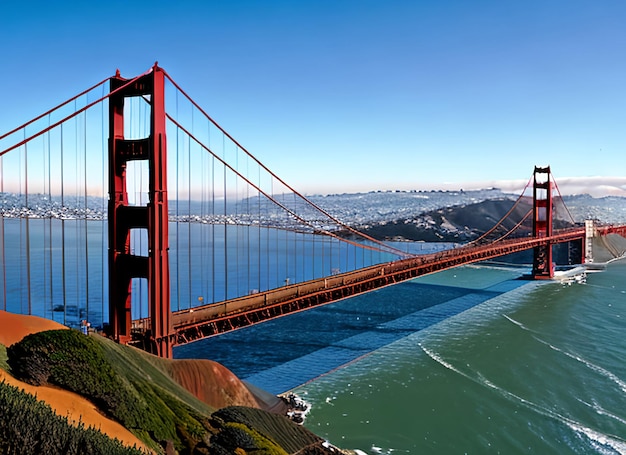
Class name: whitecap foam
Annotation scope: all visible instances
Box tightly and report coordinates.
[474,368,626,454]
[533,335,626,394]
[418,343,467,377]
[577,398,626,427]
[564,420,626,455]
[502,313,533,332]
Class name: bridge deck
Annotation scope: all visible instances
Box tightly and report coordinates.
[129,225,626,349]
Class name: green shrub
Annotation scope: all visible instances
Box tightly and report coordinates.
[211,406,321,454]
[0,379,143,455]
[6,329,212,453]
[0,343,8,371]
[7,330,142,426]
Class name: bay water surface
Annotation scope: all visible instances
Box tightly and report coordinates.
[178,261,626,454]
[4,216,625,453]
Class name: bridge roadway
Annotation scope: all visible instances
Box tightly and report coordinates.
[130,224,626,348]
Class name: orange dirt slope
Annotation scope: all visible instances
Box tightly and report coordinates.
[0,310,149,452]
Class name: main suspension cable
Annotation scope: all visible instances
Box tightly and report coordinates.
[1,69,152,157]
[0,76,111,142]
[166,114,404,256]
[162,69,412,258]
[469,177,533,245]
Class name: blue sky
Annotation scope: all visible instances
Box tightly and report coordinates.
[1,1,625,196]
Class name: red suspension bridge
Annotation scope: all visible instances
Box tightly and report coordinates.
[1,64,624,358]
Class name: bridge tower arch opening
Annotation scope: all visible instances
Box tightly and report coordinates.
[532,166,554,279]
[107,65,173,358]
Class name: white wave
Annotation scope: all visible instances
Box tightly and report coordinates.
[577,398,626,427]
[479,374,626,454]
[564,420,626,455]
[502,313,534,332]
[533,335,626,394]
[418,343,467,377]
[422,342,626,454]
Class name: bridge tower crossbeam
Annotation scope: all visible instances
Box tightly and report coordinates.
[107,65,173,358]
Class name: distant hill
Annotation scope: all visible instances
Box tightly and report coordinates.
[355,197,580,243]
[354,198,520,242]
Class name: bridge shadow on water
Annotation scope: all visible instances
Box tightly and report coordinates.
[174,266,529,394]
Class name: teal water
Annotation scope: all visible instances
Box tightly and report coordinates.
[294,261,626,454]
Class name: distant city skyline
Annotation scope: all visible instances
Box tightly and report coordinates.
[1,1,625,198]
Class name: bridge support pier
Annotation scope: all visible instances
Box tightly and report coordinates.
[108,65,173,358]
[532,166,554,279]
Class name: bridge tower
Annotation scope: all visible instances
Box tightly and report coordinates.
[107,65,173,358]
[532,166,554,279]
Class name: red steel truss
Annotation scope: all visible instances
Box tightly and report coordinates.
[130,227,590,346]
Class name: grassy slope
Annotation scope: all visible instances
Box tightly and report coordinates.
[93,334,215,417]
[0,380,144,455]
[7,330,214,453]
[5,329,342,454]
[0,340,147,454]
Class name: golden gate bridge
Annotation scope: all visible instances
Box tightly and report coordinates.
[1,64,624,358]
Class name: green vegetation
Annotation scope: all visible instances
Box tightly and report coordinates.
[210,407,323,454]
[5,329,340,455]
[0,343,8,371]
[215,422,288,455]
[7,329,212,453]
[0,379,143,455]
[94,333,214,417]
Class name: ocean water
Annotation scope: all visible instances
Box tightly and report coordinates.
[4,215,625,453]
[294,262,626,454]
[177,261,626,454]
[2,219,446,327]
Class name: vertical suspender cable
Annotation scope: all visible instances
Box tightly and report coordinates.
[187,130,192,308]
[74,102,79,316]
[47,119,54,319]
[207,121,216,303]
[43,130,48,316]
[0,144,5,311]
[83,107,90,323]
[24,135,32,315]
[223,135,228,299]
[272,178,277,288]
[199,118,205,307]
[235,146,240,296]
[101,86,106,325]
[17,140,22,313]
[175,92,180,310]
[232,146,237,295]
[60,123,67,325]
[211,131,215,304]
[246,156,251,293]
[284,190,288,285]
[199,121,204,307]
[257,165,261,292]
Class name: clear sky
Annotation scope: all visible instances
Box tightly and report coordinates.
[1,1,625,196]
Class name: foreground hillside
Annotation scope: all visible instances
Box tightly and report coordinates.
[0,311,346,454]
